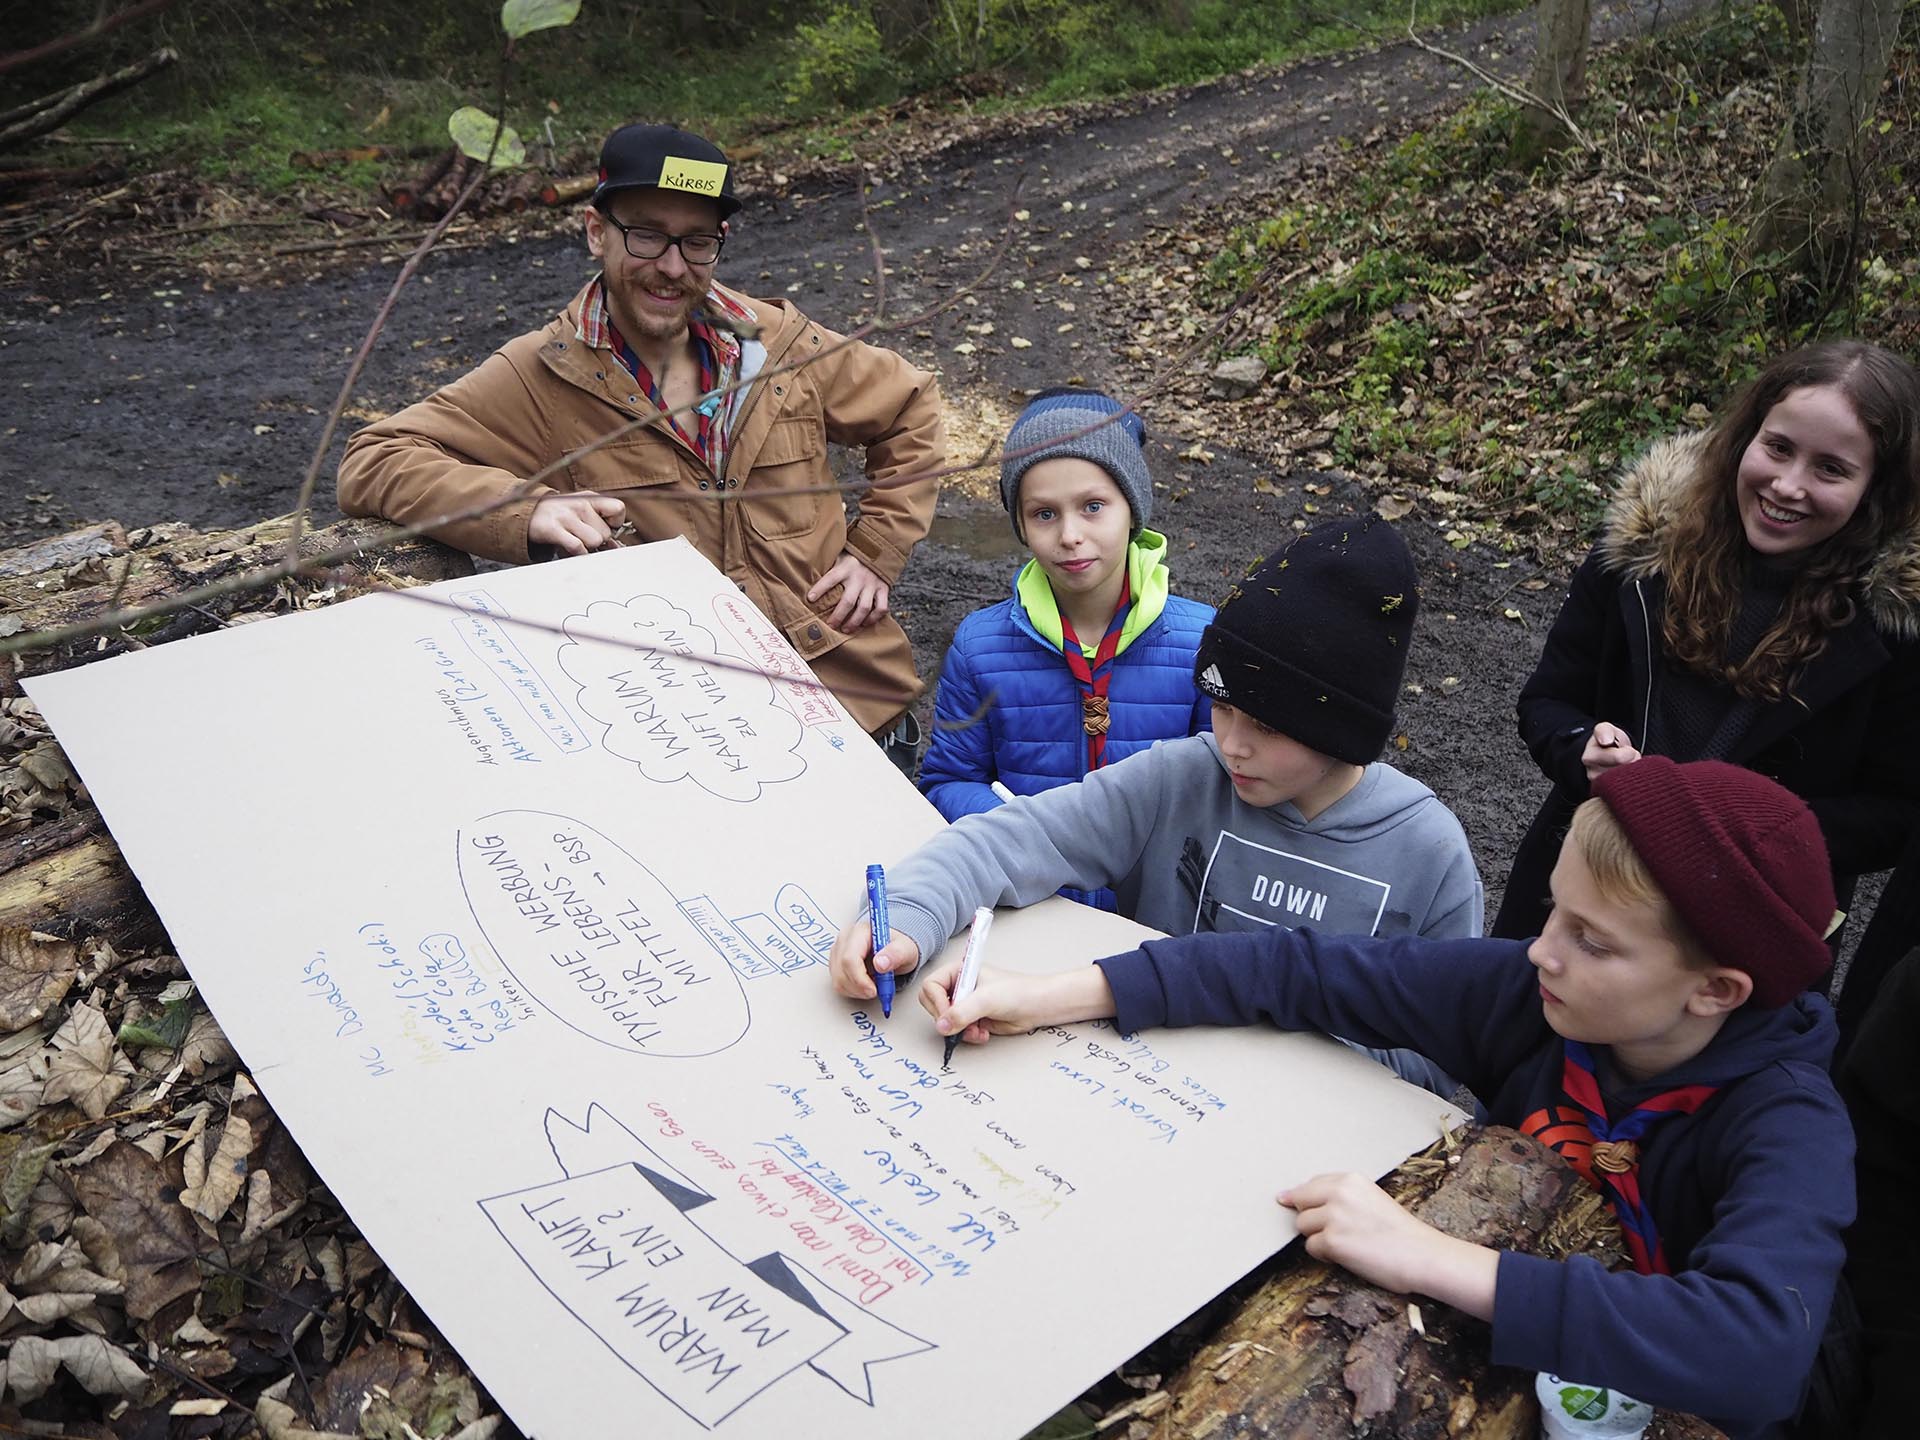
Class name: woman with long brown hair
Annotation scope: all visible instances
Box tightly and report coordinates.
[1493,340,1920,944]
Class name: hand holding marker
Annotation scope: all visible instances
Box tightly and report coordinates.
[867,864,894,1017]
[943,907,994,1067]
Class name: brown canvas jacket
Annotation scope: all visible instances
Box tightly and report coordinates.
[337,280,945,732]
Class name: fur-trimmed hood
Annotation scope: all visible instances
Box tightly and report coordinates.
[1594,430,1920,641]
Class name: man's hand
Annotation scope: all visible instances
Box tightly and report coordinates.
[828,918,922,1002]
[1579,721,1642,782]
[530,493,628,556]
[1279,1173,1497,1319]
[807,552,889,632]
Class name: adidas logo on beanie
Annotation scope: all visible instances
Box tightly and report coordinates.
[1192,516,1419,765]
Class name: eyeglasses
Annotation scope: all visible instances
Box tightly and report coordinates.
[599,213,725,265]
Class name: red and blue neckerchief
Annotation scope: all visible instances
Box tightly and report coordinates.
[1559,1039,1720,1275]
[576,278,755,479]
[1056,574,1132,772]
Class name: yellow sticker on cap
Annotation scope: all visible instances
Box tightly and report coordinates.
[658,156,727,198]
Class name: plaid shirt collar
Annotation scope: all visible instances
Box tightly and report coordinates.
[574,276,759,473]
[574,275,757,373]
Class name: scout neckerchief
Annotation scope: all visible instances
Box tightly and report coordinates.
[578,277,755,479]
[1559,1040,1720,1275]
[1056,574,1132,773]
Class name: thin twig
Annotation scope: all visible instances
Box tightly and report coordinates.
[281,41,516,561]
[2,182,133,251]
[1402,1,1595,151]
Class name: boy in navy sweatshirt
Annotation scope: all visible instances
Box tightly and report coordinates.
[920,756,1852,1439]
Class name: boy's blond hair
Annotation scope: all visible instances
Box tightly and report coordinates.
[1567,797,1709,965]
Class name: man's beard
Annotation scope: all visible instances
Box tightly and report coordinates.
[609,273,703,344]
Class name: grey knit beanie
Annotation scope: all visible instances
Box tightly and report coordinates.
[999,389,1153,537]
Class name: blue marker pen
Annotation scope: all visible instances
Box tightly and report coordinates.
[866,863,894,1018]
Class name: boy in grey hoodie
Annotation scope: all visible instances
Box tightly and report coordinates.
[829,515,1483,1090]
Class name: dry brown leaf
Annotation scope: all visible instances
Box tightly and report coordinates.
[12,1239,66,1288]
[1374,494,1414,521]
[0,1331,61,1399]
[0,1060,44,1129]
[0,1135,54,1237]
[174,1313,223,1345]
[2,1332,147,1401]
[238,1166,276,1244]
[71,1140,207,1321]
[182,1096,253,1221]
[0,927,79,1031]
[12,1237,118,1301]
[255,1395,360,1440]
[15,743,76,793]
[179,1010,238,1077]
[43,1002,133,1120]
[70,1215,125,1282]
[313,1340,430,1433]
[14,1290,99,1325]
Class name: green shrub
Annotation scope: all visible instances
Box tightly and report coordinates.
[783,4,893,111]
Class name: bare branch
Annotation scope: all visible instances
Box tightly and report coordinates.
[282,35,520,560]
[0,0,179,77]
[0,48,178,152]
[1401,3,1595,152]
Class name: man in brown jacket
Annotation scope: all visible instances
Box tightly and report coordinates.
[337,123,945,765]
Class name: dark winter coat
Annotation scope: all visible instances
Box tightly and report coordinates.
[1838,946,1920,1438]
[1494,433,1920,939]
[1097,926,1853,1439]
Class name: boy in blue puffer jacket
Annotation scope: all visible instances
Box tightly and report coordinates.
[918,389,1213,910]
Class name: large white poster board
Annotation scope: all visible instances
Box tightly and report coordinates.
[27,539,1459,1439]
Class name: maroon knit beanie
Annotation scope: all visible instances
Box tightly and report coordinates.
[1591,757,1836,1007]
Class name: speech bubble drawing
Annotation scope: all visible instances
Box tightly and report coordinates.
[558,596,806,803]
[457,810,750,1058]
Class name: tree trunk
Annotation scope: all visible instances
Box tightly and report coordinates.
[1148,1128,1729,1439]
[1751,0,1905,281]
[1510,0,1591,166]
[1780,0,1819,46]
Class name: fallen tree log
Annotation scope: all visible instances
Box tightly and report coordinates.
[0,829,160,948]
[539,174,595,207]
[0,513,473,699]
[0,47,178,152]
[1137,1127,1727,1439]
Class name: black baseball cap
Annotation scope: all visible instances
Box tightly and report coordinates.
[592,123,741,219]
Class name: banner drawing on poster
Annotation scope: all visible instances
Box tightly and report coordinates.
[481,1104,934,1428]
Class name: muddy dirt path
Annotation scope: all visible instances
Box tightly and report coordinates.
[0,1,1737,926]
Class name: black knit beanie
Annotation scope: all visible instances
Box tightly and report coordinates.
[1193,516,1419,765]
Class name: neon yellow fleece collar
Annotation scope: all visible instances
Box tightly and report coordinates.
[1016,529,1172,658]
